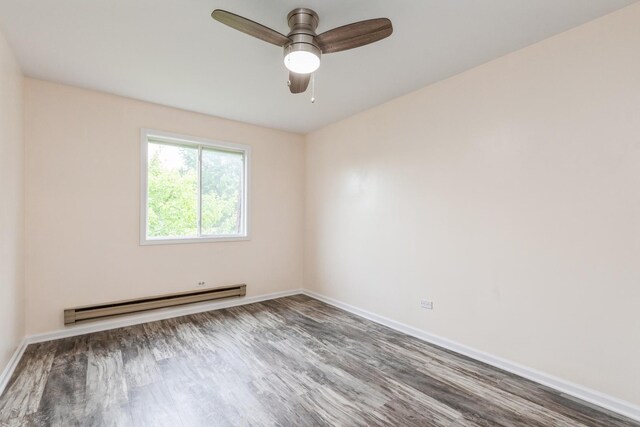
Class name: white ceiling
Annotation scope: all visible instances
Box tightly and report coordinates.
[0,0,636,134]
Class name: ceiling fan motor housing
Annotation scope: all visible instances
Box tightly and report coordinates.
[285,8,321,64]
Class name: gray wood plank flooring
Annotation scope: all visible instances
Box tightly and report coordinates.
[0,295,637,426]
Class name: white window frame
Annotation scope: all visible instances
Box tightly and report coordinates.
[140,129,251,245]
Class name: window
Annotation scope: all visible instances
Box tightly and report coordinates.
[140,129,250,244]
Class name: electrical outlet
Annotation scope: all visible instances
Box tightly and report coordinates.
[420,299,433,310]
[197,281,206,287]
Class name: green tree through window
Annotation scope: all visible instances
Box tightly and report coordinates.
[145,138,246,241]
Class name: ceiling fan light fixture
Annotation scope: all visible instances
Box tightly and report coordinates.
[211,8,392,93]
[284,44,321,74]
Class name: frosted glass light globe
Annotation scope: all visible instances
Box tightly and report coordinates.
[284,50,320,74]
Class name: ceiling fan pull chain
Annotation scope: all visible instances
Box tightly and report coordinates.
[311,73,316,103]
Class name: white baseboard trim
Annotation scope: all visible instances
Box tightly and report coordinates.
[0,339,28,397]
[25,288,304,345]
[302,289,640,422]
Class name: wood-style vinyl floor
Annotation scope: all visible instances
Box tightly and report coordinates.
[0,295,637,427]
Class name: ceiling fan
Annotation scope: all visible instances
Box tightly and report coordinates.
[211,8,393,94]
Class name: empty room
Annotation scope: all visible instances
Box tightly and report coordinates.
[0,0,639,425]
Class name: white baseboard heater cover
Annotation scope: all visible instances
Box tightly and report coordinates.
[64,284,247,325]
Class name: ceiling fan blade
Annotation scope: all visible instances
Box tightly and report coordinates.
[289,72,311,94]
[211,9,291,47]
[315,18,393,54]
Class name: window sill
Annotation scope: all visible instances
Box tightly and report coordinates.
[140,235,250,246]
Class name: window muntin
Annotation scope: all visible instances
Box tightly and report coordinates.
[141,130,249,244]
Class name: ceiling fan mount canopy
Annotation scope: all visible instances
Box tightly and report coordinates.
[286,8,319,34]
[211,7,393,94]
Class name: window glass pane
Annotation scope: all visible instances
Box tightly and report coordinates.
[201,148,244,236]
[147,142,198,238]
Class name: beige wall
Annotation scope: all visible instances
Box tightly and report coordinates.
[24,79,305,335]
[0,30,24,372]
[305,4,640,405]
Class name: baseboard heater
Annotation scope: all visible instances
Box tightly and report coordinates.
[64,284,246,325]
